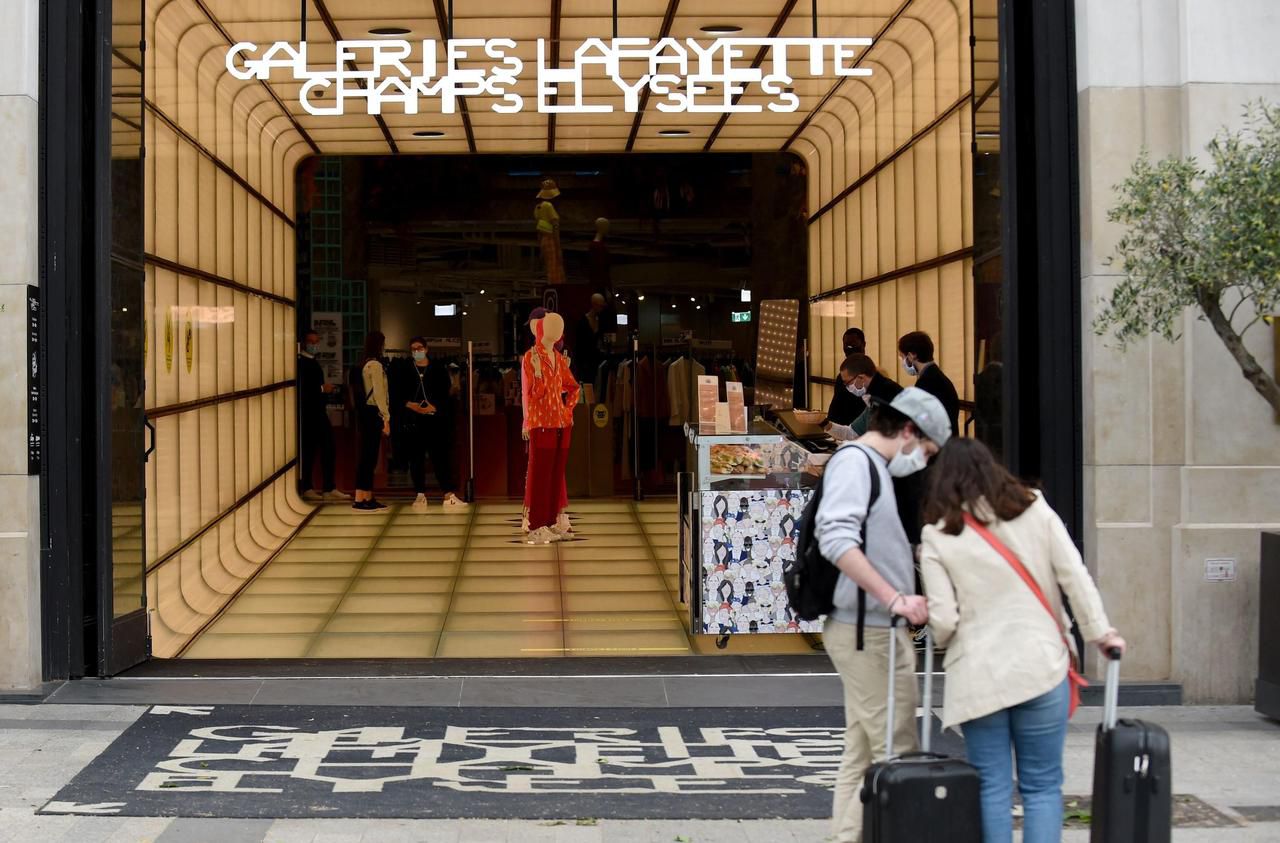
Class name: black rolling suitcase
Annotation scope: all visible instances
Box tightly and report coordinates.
[1090,650,1172,842]
[860,619,982,842]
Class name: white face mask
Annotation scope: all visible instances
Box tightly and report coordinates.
[845,380,866,397]
[887,437,929,478]
[412,350,427,362]
[902,357,918,377]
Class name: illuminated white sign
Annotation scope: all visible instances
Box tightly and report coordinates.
[226,37,872,116]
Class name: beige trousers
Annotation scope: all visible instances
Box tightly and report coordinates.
[823,620,919,843]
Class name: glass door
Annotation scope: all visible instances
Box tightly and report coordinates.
[98,0,149,675]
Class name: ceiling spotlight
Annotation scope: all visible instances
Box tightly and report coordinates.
[638,294,646,301]
[658,129,691,137]
[369,26,411,36]
[413,130,445,138]
[689,297,696,302]
[696,305,702,310]
[479,288,485,294]
[700,24,743,33]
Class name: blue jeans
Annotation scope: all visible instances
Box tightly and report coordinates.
[961,679,1070,843]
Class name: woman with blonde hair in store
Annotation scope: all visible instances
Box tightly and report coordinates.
[919,438,1125,843]
[352,331,390,512]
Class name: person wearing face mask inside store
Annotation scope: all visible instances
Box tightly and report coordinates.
[898,331,960,437]
[895,331,961,547]
[815,387,951,843]
[825,353,903,442]
[396,336,467,512]
[825,328,869,429]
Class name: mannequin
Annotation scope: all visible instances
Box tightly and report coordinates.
[521,311,580,544]
[535,179,566,284]
[521,308,567,532]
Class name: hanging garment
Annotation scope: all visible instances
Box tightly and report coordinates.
[666,355,707,426]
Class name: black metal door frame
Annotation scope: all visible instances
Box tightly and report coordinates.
[39,0,149,680]
[998,0,1085,539]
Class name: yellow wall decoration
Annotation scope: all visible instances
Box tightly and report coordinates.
[163,309,173,374]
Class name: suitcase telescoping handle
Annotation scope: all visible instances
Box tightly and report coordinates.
[1103,646,1122,731]
[886,616,934,758]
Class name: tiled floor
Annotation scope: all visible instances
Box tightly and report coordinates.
[182,499,709,659]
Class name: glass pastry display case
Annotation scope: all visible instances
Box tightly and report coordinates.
[679,420,825,638]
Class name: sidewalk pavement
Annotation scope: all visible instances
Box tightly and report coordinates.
[0,703,1275,842]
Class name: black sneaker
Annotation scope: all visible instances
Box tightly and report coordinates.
[369,499,389,511]
[352,501,376,513]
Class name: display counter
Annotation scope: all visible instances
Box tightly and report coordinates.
[679,419,833,638]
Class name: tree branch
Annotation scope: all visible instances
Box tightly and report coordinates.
[1197,290,1280,417]
[1227,286,1253,328]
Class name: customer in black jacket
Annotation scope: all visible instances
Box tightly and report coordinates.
[898,331,960,437]
[892,331,960,544]
[825,353,902,432]
[824,328,871,425]
[396,337,467,511]
[298,330,348,502]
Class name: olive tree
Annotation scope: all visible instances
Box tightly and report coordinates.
[1094,102,1280,417]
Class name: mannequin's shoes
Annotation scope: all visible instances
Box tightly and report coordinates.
[442,493,467,508]
[411,494,429,513]
[520,510,530,533]
[551,513,574,538]
[524,526,558,545]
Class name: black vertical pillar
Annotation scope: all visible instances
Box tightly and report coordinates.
[38,0,91,679]
[998,0,1084,539]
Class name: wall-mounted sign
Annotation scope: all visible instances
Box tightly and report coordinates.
[312,312,344,384]
[227,37,873,116]
[731,310,752,323]
[1205,558,1237,583]
[27,286,40,475]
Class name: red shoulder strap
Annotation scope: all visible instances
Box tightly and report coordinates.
[962,512,1061,635]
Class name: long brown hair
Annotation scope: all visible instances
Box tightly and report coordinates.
[360,331,385,364]
[923,438,1036,535]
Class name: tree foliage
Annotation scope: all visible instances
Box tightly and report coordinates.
[1094,102,1280,416]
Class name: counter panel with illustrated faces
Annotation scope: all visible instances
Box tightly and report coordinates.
[699,490,820,635]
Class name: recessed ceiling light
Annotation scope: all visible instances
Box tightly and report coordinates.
[701,24,743,34]
[658,129,691,137]
[369,26,411,36]
[413,130,445,138]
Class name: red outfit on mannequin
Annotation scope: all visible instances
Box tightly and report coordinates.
[522,321,580,532]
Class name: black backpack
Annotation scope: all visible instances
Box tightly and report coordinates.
[786,444,881,645]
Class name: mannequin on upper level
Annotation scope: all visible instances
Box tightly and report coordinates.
[535,179,566,284]
[521,311,579,544]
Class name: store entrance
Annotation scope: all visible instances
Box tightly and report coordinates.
[166,151,819,660]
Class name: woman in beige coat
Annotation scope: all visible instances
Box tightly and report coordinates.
[919,438,1125,843]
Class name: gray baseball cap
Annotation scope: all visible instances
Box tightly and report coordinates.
[889,386,952,445]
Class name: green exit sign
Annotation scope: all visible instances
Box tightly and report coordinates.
[731,310,752,323]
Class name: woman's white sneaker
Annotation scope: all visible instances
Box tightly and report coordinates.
[411,494,429,513]
[442,493,467,508]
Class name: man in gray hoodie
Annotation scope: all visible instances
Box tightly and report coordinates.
[816,387,952,843]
